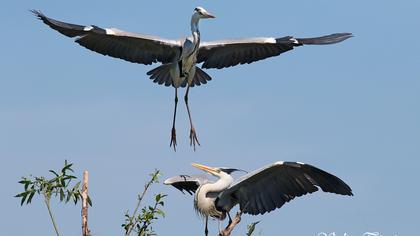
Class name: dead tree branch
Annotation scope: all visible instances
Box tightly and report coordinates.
[219,212,242,236]
[81,170,90,236]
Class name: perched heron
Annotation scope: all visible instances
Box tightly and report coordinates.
[165,162,353,235]
[32,7,352,151]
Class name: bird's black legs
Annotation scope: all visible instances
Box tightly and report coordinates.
[184,84,200,150]
[205,216,209,236]
[170,88,178,151]
[227,211,233,225]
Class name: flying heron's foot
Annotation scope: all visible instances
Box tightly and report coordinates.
[170,127,177,151]
[189,127,201,151]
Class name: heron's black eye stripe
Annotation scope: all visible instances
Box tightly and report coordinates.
[194,8,203,15]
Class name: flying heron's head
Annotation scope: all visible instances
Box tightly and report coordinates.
[191,163,246,178]
[193,7,216,19]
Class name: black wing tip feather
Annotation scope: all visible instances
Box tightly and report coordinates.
[31,9,50,24]
[31,9,51,25]
[329,32,354,43]
[31,9,86,38]
[299,162,354,196]
[297,32,353,45]
[280,161,353,196]
[30,9,43,18]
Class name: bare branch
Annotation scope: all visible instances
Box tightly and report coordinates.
[81,171,90,236]
[219,212,242,236]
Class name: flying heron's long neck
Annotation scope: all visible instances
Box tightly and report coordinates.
[190,17,201,45]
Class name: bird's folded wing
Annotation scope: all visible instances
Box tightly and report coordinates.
[197,33,352,69]
[32,10,182,65]
[217,161,353,215]
[164,174,212,195]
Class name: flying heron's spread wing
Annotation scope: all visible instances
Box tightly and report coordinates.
[197,33,352,69]
[164,174,212,195]
[217,161,353,215]
[32,10,182,65]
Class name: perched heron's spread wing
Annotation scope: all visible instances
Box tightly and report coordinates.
[217,161,353,215]
[198,33,352,69]
[32,10,182,65]
[164,174,212,195]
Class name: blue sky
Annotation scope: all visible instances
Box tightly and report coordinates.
[1,0,419,235]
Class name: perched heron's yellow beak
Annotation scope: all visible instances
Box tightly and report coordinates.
[191,163,218,175]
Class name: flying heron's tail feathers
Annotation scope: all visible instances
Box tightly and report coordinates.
[191,67,212,87]
[147,63,173,86]
[147,65,212,88]
[297,33,353,45]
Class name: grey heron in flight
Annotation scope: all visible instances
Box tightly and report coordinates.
[32,7,352,151]
[165,162,353,235]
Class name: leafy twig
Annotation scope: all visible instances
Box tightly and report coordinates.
[123,170,166,236]
[15,160,91,236]
[247,221,260,236]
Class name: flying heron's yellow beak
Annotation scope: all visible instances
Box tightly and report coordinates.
[206,12,216,19]
[191,163,219,175]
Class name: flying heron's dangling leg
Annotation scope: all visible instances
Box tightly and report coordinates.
[204,216,209,236]
[170,88,178,151]
[184,84,200,150]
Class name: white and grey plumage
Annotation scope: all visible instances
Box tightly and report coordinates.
[32,7,352,151]
[165,162,352,235]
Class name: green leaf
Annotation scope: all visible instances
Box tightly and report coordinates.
[87,196,93,206]
[27,191,35,204]
[73,181,81,191]
[14,192,26,198]
[63,175,77,181]
[62,160,74,174]
[66,190,72,203]
[156,209,165,217]
[49,170,59,177]
[18,179,31,190]
[24,182,31,190]
[20,192,28,206]
[60,188,65,201]
[48,177,57,184]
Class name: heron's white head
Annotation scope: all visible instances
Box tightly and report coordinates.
[193,7,215,20]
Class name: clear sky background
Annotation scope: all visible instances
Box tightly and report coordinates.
[1,0,419,235]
